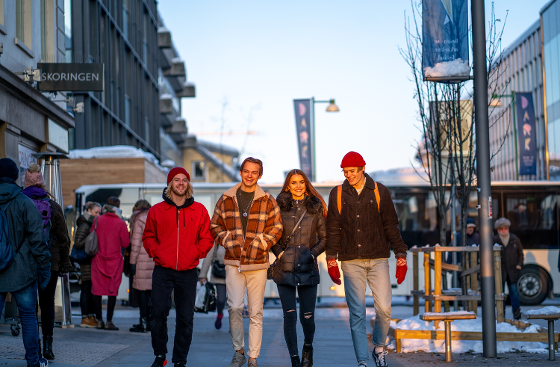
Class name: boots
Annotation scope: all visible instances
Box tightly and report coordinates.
[130,317,147,332]
[513,308,522,320]
[290,355,301,367]
[43,336,55,360]
[301,344,313,367]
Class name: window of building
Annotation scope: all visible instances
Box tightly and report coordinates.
[0,0,5,31]
[145,117,150,143]
[124,95,130,127]
[192,161,207,181]
[143,11,148,66]
[123,0,129,39]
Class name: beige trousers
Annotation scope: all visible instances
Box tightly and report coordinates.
[225,265,268,359]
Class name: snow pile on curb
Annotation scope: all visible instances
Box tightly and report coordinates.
[390,315,548,353]
[525,306,560,316]
[424,59,471,78]
[69,145,168,172]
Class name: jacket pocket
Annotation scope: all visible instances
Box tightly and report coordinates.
[298,246,314,273]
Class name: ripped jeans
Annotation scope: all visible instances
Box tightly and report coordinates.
[277,284,317,357]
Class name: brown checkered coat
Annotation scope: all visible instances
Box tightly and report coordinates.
[210,183,283,271]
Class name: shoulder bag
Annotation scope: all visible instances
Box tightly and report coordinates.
[211,243,226,279]
[267,209,307,280]
[84,217,99,257]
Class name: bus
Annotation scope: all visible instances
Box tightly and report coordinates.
[70,177,560,305]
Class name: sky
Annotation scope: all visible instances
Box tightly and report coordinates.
[158,0,552,183]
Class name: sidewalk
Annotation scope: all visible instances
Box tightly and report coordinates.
[0,304,558,366]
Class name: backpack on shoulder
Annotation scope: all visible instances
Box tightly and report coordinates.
[0,200,16,272]
[337,181,381,214]
[30,197,53,248]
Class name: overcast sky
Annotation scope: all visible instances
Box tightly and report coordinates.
[158,0,551,183]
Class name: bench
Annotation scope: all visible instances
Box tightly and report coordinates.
[523,312,560,361]
[419,312,476,362]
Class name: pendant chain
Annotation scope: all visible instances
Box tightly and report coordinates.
[241,194,254,217]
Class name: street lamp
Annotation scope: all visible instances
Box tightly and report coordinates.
[311,98,339,181]
[491,92,518,179]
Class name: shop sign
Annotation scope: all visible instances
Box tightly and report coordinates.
[37,63,104,91]
[515,92,537,176]
[293,99,314,180]
[48,119,69,153]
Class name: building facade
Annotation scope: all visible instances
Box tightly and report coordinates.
[488,20,546,181]
[64,0,194,165]
[0,0,74,184]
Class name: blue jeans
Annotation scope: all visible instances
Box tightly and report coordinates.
[0,282,40,365]
[342,259,392,363]
[504,281,520,311]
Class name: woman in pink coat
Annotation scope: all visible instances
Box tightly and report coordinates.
[128,200,155,333]
[91,196,130,330]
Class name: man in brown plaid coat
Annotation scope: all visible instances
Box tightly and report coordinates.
[211,157,283,367]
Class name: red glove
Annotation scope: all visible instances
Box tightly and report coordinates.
[327,258,341,285]
[396,257,407,284]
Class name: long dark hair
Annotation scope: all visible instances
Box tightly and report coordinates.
[280,169,327,218]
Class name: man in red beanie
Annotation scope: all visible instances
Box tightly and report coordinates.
[143,167,214,367]
[325,151,408,367]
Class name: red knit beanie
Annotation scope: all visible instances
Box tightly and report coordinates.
[167,167,190,185]
[340,151,366,168]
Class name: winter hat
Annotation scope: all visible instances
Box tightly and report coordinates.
[340,151,366,168]
[24,164,45,188]
[494,217,511,229]
[167,167,190,185]
[0,158,19,181]
[466,218,476,228]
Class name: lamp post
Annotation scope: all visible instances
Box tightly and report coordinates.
[491,92,519,179]
[311,98,339,182]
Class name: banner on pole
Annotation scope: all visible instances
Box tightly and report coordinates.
[515,92,538,176]
[422,0,470,80]
[293,99,313,179]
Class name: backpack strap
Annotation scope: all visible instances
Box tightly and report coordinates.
[337,182,381,214]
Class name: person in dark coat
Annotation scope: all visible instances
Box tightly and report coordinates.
[0,158,51,367]
[73,201,101,328]
[271,169,327,367]
[22,164,72,361]
[493,217,524,320]
[446,218,480,287]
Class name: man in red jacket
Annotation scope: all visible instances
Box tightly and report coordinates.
[143,167,214,367]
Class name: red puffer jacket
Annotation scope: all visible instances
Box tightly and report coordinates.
[143,190,214,271]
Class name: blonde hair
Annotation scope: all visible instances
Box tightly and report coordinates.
[165,180,193,200]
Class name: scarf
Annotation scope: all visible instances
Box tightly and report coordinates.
[102,204,123,219]
[499,233,510,247]
[129,207,150,233]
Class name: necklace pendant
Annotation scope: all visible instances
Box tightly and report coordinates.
[243,212,248,217]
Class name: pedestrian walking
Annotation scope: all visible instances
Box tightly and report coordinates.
[0,158,51,367]
[73,201,101,328]
[199,242,227,329]
[22,164,72,361]
[211,157,283,367]
[143,167,214,367]
[271,169,327,367]
[325,152,408,367]
[128,199,154,333]
[494,217,524,320]
[91,196,130,330]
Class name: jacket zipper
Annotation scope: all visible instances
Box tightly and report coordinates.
[176,208,180,270]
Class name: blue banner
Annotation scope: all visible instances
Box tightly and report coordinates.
[293,99,314,180]
[422,0,469,80]
[515,93,538,176]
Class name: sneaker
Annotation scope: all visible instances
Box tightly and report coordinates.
[372,348,388,367]
[27,357,48,367]
[215,313,223,329]
[248,359,258,367]
[104,321,119,330]
[80,316,97,328]
[358,363,367,367]
[151,355,167,367]
[228,351,247,367]
[96,320,105,329]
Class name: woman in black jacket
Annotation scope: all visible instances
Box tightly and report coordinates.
[271,169,327,367]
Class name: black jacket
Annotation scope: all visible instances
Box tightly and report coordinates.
[73,214,93,281]
[494,233,524,284]
[325,174,407,261]
[271,193,326,287]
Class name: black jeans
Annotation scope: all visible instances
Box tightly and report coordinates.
[38,270,59,337]
[215,284,226,315]
[80,280,95,316]
[151,265,197,365]
[137,289,152,319]
[277,284,317,357]
[93,295,116,321]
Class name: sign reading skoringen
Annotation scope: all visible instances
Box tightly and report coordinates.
[37,63,104,91]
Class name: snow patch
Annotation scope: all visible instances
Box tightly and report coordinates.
[525,306,560,316]
[422,311,475,317]
[394,315,548,353]
[424,59,471,78]
[69,145,168,172]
